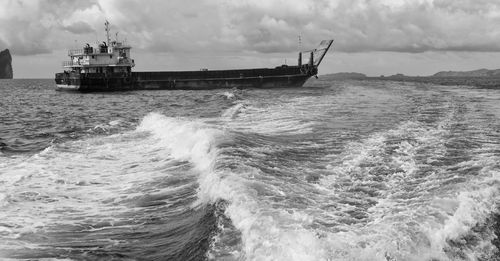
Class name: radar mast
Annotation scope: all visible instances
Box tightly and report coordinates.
[105,20,111,45]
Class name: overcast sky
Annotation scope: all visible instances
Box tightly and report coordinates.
[2,0,500,78]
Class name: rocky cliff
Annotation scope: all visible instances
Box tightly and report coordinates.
[0,49,13,79]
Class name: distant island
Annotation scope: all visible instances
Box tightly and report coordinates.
[321,69,500,88]
[0,49,13,79]
[432,69,500,77]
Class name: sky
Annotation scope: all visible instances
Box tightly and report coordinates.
[2,0,500,78]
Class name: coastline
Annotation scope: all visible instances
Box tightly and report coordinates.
[318,72,500,89]
[368,76,500,89]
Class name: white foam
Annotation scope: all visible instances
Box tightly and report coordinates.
[0,112,225,253]
[3,101,499,261]
[221,91,235,99]
[206,106,500,260]
[425,158,500,257]
[203,85,500,260]
[108,119,123,126]
[200,170,328,260]
[316,117,499,259]
[221,103,246,120]
[124,114,329,259]
[220,96,333,135]
[137,112,223,172]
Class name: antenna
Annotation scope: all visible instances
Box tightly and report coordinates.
[297,35,303,67]
[298,35,302,51]
[115,32,119,42]
[105,20,111,45]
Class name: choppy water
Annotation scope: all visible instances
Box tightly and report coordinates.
[0,78,499,261]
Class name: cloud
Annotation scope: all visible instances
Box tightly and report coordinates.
[216,0,500,53]
[0,0,101,55]
[62,21,95,34]
[0,16,52,55]
[1,0,500,56]
[326,0,500,53]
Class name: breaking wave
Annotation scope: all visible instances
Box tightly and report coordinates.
[2,80,499,261]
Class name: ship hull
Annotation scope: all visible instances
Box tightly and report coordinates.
[55,84,80,91]
[55,72,135,92]
[55,66,315,92]
[135,74,310,90]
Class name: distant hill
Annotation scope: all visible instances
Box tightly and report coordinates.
[433,69,500,77]
[386,73,408,78]
[322,72,367,79]
[317,68,500,88]
[0,49,13,79]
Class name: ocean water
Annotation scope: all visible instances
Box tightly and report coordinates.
[0,78,499,261]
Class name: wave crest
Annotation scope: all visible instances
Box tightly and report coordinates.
[137,112,222,172]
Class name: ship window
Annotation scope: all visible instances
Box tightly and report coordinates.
[110,55,112,58]
[92,55,94,59]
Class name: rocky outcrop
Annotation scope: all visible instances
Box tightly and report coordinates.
[0,49,13,79]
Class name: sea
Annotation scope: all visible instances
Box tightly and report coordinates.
[0,78,499,261]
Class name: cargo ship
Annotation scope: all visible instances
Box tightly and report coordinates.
[55,22,333,92]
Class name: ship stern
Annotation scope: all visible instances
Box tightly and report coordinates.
[55,72,135,92]
[55,72,82,91]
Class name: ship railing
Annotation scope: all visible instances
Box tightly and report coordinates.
[68,48,110,56]
[63,60,107,66]
[133,67,303,80]
[87,61,119,65]
[63,60,133,66]
[63,61,81,66]
[68,49,85,56]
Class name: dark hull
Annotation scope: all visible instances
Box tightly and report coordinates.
[55,66,316,92]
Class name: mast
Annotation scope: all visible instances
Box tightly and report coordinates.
[105,20,111,45]
[298,35,302,52]
[298,35,302,67]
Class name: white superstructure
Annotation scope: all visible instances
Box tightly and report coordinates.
[62,21,135,74]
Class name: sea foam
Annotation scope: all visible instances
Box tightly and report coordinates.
[137,112,223,172]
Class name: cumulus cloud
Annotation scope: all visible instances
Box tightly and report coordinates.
[1,0,500,56]
[105,0,500,53]
[328,0,500,53]
[0,0,101,55]
[62,21,95,34]
[216,0,500,53]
